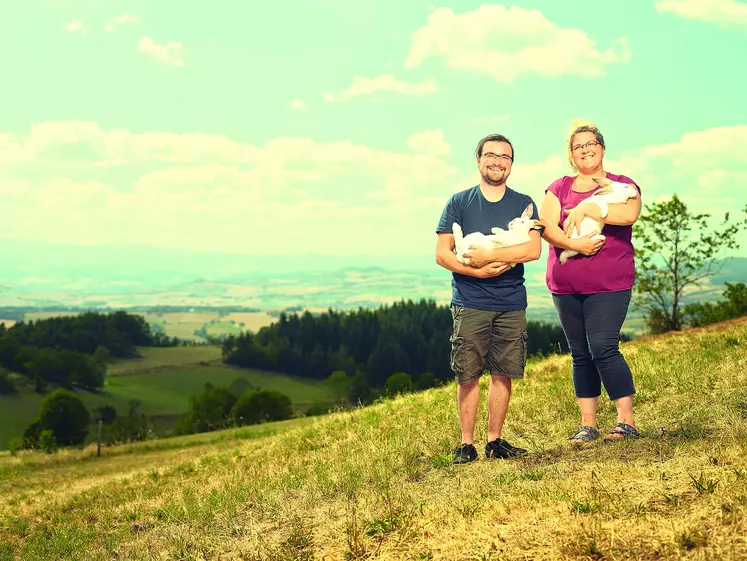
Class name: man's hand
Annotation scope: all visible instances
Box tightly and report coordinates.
[473,262,510,278]
[463,245,492,268]
[571,234,604,256]
[563,206,587,237]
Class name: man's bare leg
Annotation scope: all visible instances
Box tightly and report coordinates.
[457,379,480,444]
[487,374,512,442]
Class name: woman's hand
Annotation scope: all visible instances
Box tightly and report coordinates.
[563,206,587,237]
[571,234,605,256]
[463,246,491,268]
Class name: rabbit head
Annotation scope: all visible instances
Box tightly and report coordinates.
[507,203,542,233]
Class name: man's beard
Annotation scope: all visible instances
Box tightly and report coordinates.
[481,169,507,187]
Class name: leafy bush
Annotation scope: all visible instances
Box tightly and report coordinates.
[231,389,293,426]
[175,385,237,435]
[23,388,91,448]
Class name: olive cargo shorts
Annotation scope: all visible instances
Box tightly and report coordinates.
[449,305,528,385]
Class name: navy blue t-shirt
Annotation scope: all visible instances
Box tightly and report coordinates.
[436,185,539,312]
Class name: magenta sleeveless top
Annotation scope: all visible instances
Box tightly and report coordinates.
[545,172,640,295]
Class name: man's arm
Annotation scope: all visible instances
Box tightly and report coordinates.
[435,233,510,278]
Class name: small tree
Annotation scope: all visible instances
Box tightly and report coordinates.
[230,389,293,426]
[633,196,747,333]
[385,372,413,396]
[325,370,351,405]
[127,398,142,418]
[92,345,111,365]
[176,386,237,435]
[95,404,118,425]
[31,388,91,447]
[415,371,436,391]
[348,371,371,405]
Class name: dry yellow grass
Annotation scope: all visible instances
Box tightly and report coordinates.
[0,320,746,560]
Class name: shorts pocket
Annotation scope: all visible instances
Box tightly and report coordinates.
[450,335,467,373]
[520,329,528,369]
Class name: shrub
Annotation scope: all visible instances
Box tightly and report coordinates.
[231,389,293,426]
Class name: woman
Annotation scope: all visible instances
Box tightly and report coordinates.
[540,120,642,443]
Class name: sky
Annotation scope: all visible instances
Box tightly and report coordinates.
[1,0,746,267]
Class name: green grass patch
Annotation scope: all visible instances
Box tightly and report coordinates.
[0,348,332,449]
[108,346,223,375]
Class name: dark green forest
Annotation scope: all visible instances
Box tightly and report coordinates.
[0,311,179,391]
[221,299,570,398]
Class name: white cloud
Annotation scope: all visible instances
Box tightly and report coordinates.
[65,20,89,36]
[655,0,747,29]
[2,122,743,258]
[139,37,184,67]
[406,129,451,156]
[0,122,460,256]
[0,121,261,165]
[405,5,630,82]
[324,74,437,103]
[290,100,307,110]
[105,12,139,32]
[605,125,747,216]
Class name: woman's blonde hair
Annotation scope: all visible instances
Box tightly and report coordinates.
[567,119,605,172]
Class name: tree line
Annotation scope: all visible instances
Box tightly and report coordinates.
[0,311,180,391]
[221,299,571,400]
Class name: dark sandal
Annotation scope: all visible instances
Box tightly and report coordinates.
[569,425,601,443]
[603,422,641,441]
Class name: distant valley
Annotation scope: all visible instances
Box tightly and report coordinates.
[1,238,745,338]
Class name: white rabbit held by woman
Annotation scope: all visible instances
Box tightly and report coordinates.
[559,177,638,264]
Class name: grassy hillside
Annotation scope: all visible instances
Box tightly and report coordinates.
[107,345,223,374]
[0,319,746,560]
[0,347,333,450]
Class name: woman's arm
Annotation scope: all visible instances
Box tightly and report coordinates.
[540,191,604,255]
[575,196,642,226]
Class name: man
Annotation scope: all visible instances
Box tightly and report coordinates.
[435,134,542,464]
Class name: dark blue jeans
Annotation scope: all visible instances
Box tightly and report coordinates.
[552,290,635,401]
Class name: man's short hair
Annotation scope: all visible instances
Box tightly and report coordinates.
[475,134,514,161]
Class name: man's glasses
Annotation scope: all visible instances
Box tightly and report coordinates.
[481,152,513,163]
[571,140,602,152]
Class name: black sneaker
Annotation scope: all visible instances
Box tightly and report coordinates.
[485,438,527,459]
[452,443,478,464]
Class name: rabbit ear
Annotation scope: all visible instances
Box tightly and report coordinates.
[522,203,534,219]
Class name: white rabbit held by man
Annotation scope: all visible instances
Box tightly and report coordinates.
[453,203,542,266]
